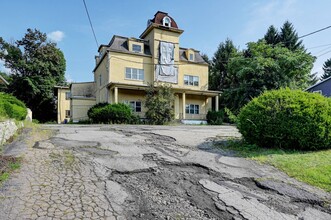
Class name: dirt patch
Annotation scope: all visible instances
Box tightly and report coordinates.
[0,156,18,174]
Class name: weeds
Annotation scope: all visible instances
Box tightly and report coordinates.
[215,139,331,192]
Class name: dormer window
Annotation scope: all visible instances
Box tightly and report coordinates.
[132,44,142,53]
[189,53,194,61]
[163,16,171,27]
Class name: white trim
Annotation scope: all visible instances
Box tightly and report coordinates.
[162,16,171,27]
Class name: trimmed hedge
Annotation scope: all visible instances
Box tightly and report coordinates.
[237,89,331,150]
[87,103,139,124]
[206,110,224,125]
[0,92,27,120]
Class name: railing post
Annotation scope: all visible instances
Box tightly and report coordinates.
[182,93,186,120]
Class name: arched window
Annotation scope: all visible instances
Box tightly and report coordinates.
[163,16,171,27]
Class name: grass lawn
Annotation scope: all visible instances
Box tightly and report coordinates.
[218,140,331,192]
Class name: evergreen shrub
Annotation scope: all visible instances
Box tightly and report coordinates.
[206,110,224,125]
[237,89,331,150]
[87,103,138,124]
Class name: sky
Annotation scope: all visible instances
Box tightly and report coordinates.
[0,0,331,83]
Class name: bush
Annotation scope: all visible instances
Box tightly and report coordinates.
[0,92,27,120]
[207,110,224,125]
[237,88,331,150]
[145,83,174,125]
[88,103,137,124]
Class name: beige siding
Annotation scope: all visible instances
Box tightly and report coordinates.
[71,99,96,122]
[57,88,71,123]
[177,63,208,91]
[109,52,153,86]
[117,89,146,118]
[94,54,109,103]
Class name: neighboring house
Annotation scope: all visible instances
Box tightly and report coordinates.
[70,82,96,122]
[306,76,331,97]
[94,11,220,122]
[55,82,96,123]
[54,86,71,124]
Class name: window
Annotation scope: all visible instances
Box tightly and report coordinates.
[186,104,199,114]
[124,100,142,112]
[184,75,199,86]
[189,53,194,61]
[163,16,171,27]
[125,67,144,80]
[99,74,102,86]
[132,44,142,53]
[65,92,70,100]
[313,90,322,94]
[65,110,71,118]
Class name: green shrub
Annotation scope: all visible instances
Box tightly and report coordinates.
[145,83,174,125]
[206,110,224,125]
[88,103,137,124]
[237,88,331,150]
[0,92,27,120]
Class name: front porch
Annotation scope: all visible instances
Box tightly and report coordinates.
[107,83,220,121]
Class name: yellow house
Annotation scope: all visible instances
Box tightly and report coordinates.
[54,86,71,124]
[94,11,220,122]
[55,82,96,123]
[70,82,96,122]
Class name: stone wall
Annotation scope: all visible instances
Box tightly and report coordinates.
[0,120,18,145]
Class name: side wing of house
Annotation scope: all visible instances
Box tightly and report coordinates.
[306,77,331,97]
[54,86,71,124]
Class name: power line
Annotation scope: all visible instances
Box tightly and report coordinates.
[307,43,331,50]
[314,45,331,56]
[317,49,331,58]
[82,0,99,48]
[299,25,331,39]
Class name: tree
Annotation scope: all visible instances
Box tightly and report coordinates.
[145,83,174,125]
[209,39,238,91]
[321,58,331,80]
[0,29,66,122]
[279,21,303,51]
[264,25,280,45]
[222,41,315,113]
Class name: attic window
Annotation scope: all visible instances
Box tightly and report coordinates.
[189,53,194,61]
[163,16,171,27]
[132,44,142,53]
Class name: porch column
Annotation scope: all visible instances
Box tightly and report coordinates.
[215,95,219,111]
[114,87,118,104]
[182,93,186,119]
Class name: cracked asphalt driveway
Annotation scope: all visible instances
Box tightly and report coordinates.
[1,124,331,220]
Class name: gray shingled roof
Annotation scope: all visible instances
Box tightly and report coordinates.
[179,48,208,64]
[108,36,152,56]
[71,82,95,98]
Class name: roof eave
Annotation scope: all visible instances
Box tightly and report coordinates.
[140,23,184,39]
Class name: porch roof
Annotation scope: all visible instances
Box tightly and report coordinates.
[107,82,221,97]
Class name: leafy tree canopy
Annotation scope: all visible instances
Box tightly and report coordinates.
[0,28,66,122]
[222,41,315,113]
[321,58,331,80]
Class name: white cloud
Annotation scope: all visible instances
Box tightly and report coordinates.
[242,0,298,38]
[47,31,65,43]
